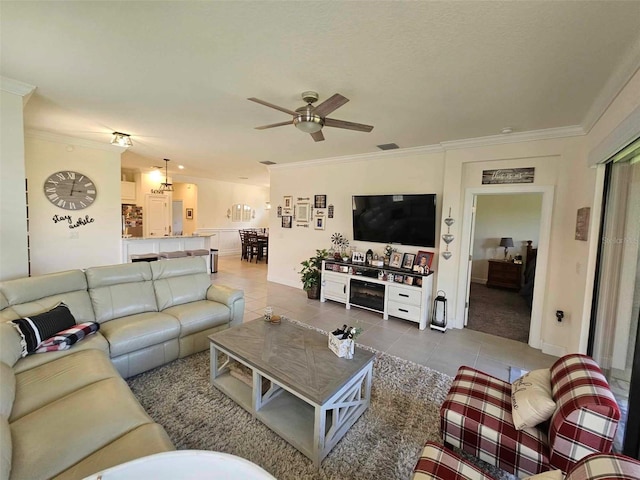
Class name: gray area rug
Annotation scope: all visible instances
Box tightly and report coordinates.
[127,323,515,480]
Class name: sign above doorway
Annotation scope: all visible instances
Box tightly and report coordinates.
[482,167,535,185]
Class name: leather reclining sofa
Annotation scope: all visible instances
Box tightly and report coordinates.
[0,257,245,480]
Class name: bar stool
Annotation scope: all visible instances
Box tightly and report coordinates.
[158,251,188,260]
[186,249,211,273]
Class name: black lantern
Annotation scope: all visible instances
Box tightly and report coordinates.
[430,290,447,332]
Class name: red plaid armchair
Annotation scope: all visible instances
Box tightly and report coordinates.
[439,354,620,477]
[413,443,640,480]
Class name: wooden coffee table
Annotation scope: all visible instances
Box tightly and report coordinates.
[208,318,375,466]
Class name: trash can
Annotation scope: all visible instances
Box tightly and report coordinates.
[210,249,219,273]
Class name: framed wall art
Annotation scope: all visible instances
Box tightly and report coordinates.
[296,202,310,222]
[314,194,327,209]
[328,204,334,218]
[185,208,193,220]
[314,214,325,230]
[281,216,292,228]
[283,196,293,209]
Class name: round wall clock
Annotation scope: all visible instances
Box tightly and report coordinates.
[43,171,97,210]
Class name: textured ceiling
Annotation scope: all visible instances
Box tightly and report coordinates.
[2,1,639,186]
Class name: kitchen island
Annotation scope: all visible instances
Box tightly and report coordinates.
[121,235,214,264]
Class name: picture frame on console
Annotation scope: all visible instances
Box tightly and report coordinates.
[389,252,403,268]
[415,251,434,271]
[402,253,416,269]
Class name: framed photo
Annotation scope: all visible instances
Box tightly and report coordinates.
[394,274,404,283]
[404,276,414,286]
[296,202,310,222]
[185,208,193,220]
[402,253,416,269]
[283,196,293,209]
[314,194,327,209]
[415,251,434,271]
[352,251,365,263]
[281,216,292,228]
[389,252,403,268]
[314,214,325,230]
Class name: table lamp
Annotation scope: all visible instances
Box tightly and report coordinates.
[499,237,514,260]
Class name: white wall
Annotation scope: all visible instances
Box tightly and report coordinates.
[175,174,270,230]
[471,194,542,283]
[172,183,197,235]
[268,149,445,288]
[0,89,30,280]
[25,133,123,275]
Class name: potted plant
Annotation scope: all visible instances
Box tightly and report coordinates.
[299,249,329,299]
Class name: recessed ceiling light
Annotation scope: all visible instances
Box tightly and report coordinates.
[178,165,184,169]
[500,127,514,134]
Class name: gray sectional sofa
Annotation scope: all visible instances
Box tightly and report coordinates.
[0,257,245,480]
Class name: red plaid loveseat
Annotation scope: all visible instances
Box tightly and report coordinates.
[439,354,620,477]
[413,443,640,480]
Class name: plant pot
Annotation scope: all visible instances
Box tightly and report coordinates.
[306,284,320,299]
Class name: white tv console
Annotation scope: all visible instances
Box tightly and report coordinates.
[320,259,434,330]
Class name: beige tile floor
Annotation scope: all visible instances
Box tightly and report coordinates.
[213,256,557,380]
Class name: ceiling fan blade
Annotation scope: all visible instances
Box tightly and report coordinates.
[312,93,349,117]
[255,120,293,130]
[247,97,298,116]
[310,130,325,142]
[324,117,374,132]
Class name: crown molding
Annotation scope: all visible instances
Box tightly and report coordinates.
[440,125,585,151]
[0,76,36,105]
[268,144,444,170]
[25,129,127,153]
[581,38,640,134]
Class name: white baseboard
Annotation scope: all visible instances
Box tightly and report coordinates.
[541,342,567,358]
[266,275,301,290]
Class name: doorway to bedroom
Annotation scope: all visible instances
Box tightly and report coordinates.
[465,193,544,344]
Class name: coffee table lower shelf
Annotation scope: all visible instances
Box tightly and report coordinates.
[209,343,372,466]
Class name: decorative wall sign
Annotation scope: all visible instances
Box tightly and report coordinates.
[328,204,334,218]
[277,206,282,217]
[481,167,535,185]
[575,207,590,241]
[52,214,95,229]
[314,194,327,209]
[297,197,310,201]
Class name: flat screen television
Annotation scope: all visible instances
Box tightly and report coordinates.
[352,194,436,247]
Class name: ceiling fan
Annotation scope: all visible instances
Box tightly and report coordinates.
[247,91,374,142]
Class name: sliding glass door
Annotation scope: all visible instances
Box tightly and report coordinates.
[589,138,640,457]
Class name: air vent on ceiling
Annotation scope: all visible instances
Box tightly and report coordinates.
[377,143,399,150]
[260,161,277,165]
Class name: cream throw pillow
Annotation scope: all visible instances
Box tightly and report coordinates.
[511,368,556,430]
[523,470,564,480]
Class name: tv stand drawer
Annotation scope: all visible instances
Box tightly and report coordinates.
[388,301,420,322]
[388,285,421,306]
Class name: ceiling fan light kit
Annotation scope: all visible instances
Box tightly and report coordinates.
[111,132,132,148]
[248,91,373,142]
